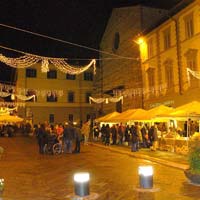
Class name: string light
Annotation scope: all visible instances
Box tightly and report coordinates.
[89,96,123,104]
[0,53,96,74]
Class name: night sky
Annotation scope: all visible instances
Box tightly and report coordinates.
[0,0,182,82]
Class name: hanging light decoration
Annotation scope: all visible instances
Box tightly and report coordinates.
[89,96,123,104]
[0,53,96,75]
[41,58,49,73]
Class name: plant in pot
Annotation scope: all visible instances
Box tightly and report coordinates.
[184,135,200,184]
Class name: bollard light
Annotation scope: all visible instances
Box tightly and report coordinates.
[138,166,153,189]
[74,172,90,197]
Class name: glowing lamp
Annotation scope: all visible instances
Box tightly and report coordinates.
[138,166,153,189]
[74,172,90,197]
[136,37,144,45]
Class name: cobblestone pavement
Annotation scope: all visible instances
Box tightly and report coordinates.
[0,136,200,200]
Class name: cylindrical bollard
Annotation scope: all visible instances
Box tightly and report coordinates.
[138,166,153,189]
[74,173,90,197]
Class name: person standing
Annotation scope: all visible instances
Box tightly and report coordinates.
[110,124,117,145]
[73,125,82,153]
[150,124,158,151]
[63,122,75,154]
[104,124,110,146]
[130,125,139,152]
[36,123,47,154]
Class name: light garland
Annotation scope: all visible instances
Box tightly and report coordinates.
[0,53,96,74]
[113,83,167,98]
[187,67,200,86]
[0,92,35,101]
[0,102,25,107]
[0,83,64,98]
[89,96,123,104]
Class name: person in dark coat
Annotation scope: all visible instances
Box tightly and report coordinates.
[110,124,117,145]
[104,124,110,146]
[130,125,139,152]
[37,124,47,154]
[63,122,75,154]
[73,126,82,153]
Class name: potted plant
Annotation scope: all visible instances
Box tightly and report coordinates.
[184,135,200,184]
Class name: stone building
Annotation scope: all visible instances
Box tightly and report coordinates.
[95,5,168,116]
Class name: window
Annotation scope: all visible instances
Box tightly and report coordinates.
[112,32,120,52]
[147,68,155,96]
[68,114,74,122]
[185,49,198,88]
[68,91,74,103]
[26,89,37,102]
[86,114,91,121]
[49,114,54,124]
[47,92,58,102]
[66,73,76,80]
[84,72,93,81]
[184,13,194,39]
[147,38,153,58]
[163,28,171,50]
[85,92,91,103]
[26,68,37,78]
[164,59,174,92]
[47,70,57,79]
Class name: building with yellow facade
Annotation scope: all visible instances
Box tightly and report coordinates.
[138,0,200,109]
[16,61,95,125]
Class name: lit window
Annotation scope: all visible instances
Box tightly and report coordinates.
[184,13,194,39]
[47,70,57,79]
[184,49,198,88]
[26,68,37,78]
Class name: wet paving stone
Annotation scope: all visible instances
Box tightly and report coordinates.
[0,136,200,200]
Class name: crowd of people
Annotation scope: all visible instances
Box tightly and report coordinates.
[34,121,88,155]
[93,123,159,152]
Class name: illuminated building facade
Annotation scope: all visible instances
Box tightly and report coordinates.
[138,0,200,109]
[16,62,94,124]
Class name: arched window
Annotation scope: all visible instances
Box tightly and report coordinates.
[112,32,120,52]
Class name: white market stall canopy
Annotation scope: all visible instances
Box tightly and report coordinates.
[0,115,23,123]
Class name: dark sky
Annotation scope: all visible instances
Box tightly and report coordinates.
[0,0,182,82]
